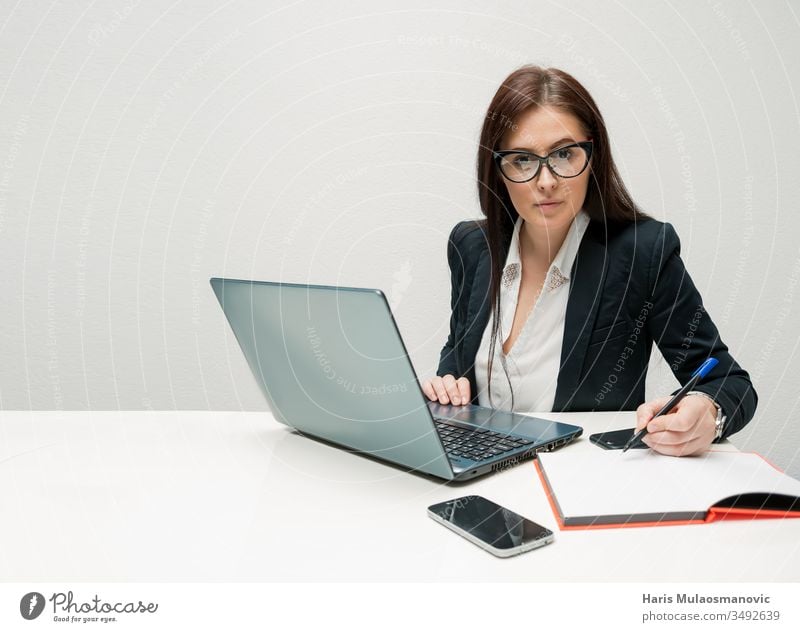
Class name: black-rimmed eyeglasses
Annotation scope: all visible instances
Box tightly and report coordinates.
[493,140,593,182]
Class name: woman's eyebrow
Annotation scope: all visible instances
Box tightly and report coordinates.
[507,137,575,152]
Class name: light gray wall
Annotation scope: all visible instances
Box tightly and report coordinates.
[1,1,798,476]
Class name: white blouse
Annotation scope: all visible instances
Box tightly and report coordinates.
[475,209,591,412]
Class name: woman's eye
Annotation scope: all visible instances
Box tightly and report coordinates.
[554,148,572,159]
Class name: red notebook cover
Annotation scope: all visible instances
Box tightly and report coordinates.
[534,451,800,530]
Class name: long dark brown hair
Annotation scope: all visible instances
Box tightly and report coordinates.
[477,65,651,410]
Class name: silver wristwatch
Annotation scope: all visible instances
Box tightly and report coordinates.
[687,390,727,440]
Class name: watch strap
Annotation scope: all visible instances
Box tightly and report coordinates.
[686,390,727,440]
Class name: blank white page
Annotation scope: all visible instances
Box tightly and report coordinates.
[536,449,800,520]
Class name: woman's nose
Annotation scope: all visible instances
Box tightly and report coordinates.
[536,164,559,189]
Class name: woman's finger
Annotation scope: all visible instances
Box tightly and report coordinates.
[456,377,471,405]
[635,396,673,431]
[644,434,708,457]
[442,374,461,404]
[431,377,449,404]
[643,428,703,447]
[644,409,696,434]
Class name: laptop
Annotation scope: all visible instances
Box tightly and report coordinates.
[210,278,583,481]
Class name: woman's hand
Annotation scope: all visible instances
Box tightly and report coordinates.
[634,394,718,456]
[421,374,471,406]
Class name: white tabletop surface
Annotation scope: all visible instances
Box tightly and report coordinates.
[1,409,798,582]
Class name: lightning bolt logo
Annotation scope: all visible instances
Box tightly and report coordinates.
[20,592,46,620]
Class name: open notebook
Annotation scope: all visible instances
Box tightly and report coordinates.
[535,449,800,530]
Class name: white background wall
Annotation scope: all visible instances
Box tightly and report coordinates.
[1,0,798,476]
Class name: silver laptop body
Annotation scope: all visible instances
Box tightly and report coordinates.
[210,278,583,481]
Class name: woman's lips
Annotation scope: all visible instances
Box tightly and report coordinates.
[537,201,562,208]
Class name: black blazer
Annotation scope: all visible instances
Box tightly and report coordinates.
[436,216,757,440]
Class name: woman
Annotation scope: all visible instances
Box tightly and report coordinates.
[421,65,757,457]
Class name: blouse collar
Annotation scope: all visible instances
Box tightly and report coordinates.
[501,209,591,292]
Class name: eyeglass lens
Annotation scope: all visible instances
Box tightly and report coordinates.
[499,145,589,181]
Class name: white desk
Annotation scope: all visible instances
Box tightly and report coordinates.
[1,410,798,582]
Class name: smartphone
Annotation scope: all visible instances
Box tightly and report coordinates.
[427,495,554,558]
[589,427,648,450]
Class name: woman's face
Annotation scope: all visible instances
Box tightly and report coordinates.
[498,105,592,232]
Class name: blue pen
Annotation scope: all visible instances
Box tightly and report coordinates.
[622,357,719,452]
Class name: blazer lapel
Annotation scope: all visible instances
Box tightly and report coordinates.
[552,220,609,411]
[463,248,493,370]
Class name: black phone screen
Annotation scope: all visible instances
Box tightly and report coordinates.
[427,495,552,551]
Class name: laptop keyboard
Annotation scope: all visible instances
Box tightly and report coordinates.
[433,419,534,462]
